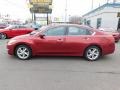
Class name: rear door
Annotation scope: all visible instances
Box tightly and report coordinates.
[65,26,93,55]
[10,26,21,37]
[18,26,31,35]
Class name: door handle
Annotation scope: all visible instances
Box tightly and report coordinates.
[57,39,64,42]
[83,37,90,40]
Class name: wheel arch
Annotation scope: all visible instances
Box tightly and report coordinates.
[0,32,8,39]
[14,43,33,56]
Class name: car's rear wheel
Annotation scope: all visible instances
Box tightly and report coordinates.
[0,33,7,39]
[84,46,101,61]
[15,45,32,60]
[115,40,119,43]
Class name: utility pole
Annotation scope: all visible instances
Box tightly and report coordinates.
[91,0,93,9]
[106,0,109,3]
[32,13,34,21]
[47,13,49,25]
[33,13,36,23]
[65,0,67,23]
[113,0,116,3]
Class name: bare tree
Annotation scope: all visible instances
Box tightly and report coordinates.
[69,16,83,24]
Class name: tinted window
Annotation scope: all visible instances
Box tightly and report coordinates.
[44,27,66,36]
[97,18,102,29]
[68,27,91,35]
[19,26,27,28]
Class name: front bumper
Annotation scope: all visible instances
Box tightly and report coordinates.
[7,44,15,55]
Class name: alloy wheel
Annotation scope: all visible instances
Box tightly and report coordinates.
[0,33,7,39]
[16,45,31,60]
[85,46,101,61]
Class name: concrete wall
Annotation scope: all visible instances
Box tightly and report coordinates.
[83,6,120,30]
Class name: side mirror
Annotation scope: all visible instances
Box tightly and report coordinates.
[39,34,45,39]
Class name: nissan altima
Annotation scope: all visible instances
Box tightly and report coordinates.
[7,24,115,61]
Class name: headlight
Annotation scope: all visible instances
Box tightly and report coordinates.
[8,40,17,45]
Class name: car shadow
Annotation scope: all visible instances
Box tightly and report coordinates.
[8,54,113,62]
[32,56,84,61]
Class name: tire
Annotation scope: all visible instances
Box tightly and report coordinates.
[84,46,101,61]
[115,40,119,43]
[0,33,7,39]
[15,45,32,60]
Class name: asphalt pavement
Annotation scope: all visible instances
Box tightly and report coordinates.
[0,39,120,90]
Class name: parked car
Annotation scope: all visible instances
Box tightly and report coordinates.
[7,24,115,61]
[25,22,41,30]
[0,25,34,39]
[0,23,8,29]
[99,28,120,42]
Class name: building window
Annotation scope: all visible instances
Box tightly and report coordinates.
[117,18,120,31]
[84,19,87,25]
[97,18,102,28]
[86,20,91,26]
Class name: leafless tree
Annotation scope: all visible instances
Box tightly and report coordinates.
[69,16,83,24]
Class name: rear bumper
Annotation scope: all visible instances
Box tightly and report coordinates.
[114,36,120,42]
[102,43,115,55]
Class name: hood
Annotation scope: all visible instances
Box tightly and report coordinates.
[12,34,31,40]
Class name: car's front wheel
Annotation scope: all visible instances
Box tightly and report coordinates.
[15,45,32,60]
[0,33,7,39]
[84,46,101,61]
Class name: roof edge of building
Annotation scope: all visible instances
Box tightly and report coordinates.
[82,3,120,17]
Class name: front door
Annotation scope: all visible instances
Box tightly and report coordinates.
[36,26,67,55]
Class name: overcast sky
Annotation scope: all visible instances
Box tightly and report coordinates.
[0,0,118,20]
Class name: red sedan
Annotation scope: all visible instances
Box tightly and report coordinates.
[7,24,115,61]
[99,28,120,42]
[0,25,34,39]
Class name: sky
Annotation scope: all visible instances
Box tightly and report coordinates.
[0,0,118,21]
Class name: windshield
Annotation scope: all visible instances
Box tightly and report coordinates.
[29,26,47,35]
[5,25,15,30]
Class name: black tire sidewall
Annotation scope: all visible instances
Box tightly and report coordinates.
[15,45,32,60]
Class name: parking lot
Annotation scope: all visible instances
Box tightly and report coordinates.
[0,40,120,90]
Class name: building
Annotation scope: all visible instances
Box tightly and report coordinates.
[83,3,120,31]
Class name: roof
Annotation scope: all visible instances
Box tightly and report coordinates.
[44,23,93,30]
[83,3,120,17]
